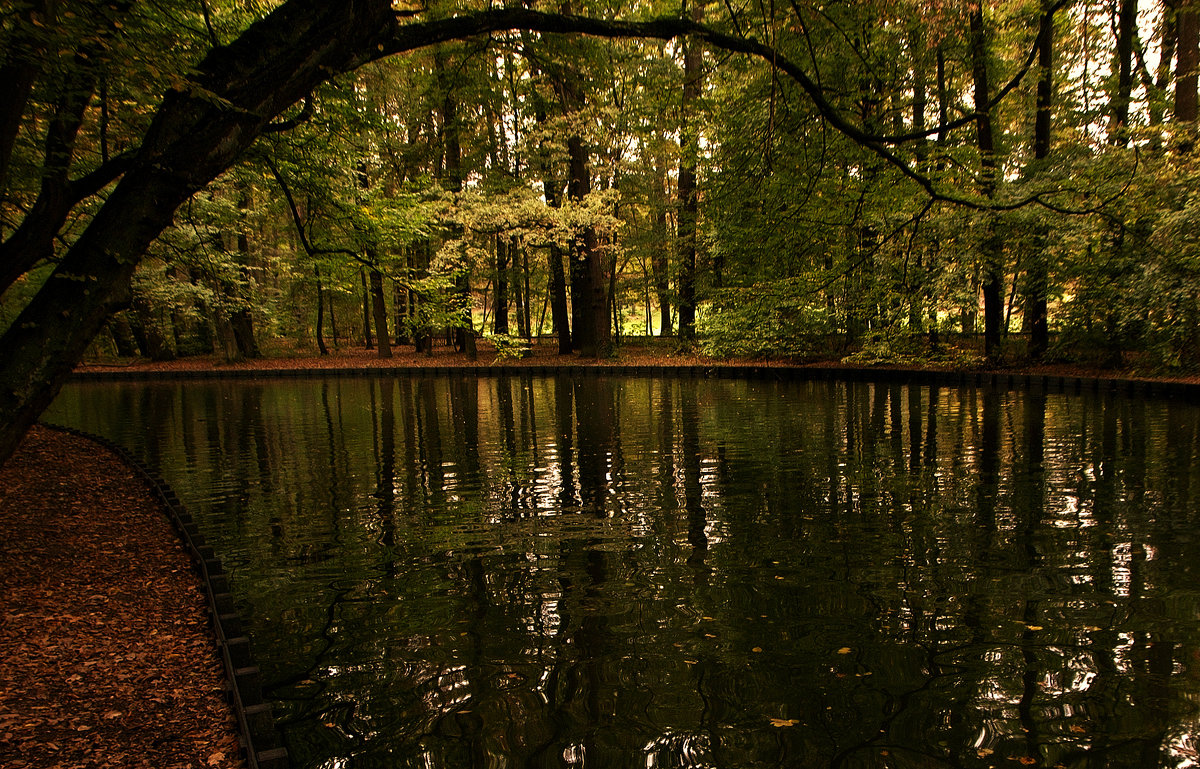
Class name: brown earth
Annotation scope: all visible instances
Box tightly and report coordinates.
[76,339,1200,387]
[0,426,247,769]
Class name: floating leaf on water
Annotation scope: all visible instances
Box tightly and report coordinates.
[769,718,799,727]
[837,647,852,655]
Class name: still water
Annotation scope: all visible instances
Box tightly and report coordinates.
[48,375,1200,768]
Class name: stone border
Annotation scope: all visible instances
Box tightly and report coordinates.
[44,424,289,769]
[70,363,1200,401]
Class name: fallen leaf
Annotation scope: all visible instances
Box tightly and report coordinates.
[769,718,800,727]
[837,647,852,655]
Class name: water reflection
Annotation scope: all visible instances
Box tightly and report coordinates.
[47,376,1200,768]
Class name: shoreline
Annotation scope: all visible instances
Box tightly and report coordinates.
[73,344,1200,398]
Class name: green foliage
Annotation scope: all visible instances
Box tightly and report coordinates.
[697,281,835,359]
[840,331,985,369]
[488,333,532,360]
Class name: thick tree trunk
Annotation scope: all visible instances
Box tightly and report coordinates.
[565,134,611,357]
[369,264,391,359]
[548,244,572,354]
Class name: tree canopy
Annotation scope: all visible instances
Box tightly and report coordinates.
[2,0,1199,465]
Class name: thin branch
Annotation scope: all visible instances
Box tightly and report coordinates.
[265,156,370,266]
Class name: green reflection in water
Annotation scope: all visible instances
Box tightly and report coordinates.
[48,375,1200,768]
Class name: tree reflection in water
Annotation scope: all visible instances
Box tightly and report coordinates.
[48,375,1200,768]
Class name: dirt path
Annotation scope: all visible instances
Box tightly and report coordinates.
[0,426,247,769]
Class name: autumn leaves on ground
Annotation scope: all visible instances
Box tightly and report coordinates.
[0,427,245,769]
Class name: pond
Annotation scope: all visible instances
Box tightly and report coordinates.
[48,374,1200,769]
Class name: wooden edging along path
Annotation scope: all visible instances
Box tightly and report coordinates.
[45,425,289,769]
[70,362,1200,401]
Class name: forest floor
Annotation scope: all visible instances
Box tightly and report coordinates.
[76,338,1200,386]
[0,426,248,769]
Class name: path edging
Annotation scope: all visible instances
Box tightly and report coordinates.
[44,424,289,769]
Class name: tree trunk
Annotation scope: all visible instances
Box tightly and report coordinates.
[394,265,410,345]
[970,6,1004,361]
[1111,0,1137,143]
[369,264,391,359]
[518,237,532,338]
[548,244,572,354]
[414,240,434,355]
[676,0,704,341]
[1179,0,1199,125]
[1028,3,1055,360]
[360,268,374,348]
[495,234,510,334]
[1150,7,1179,136]
[328,272,340,349]
[108,313,140,358]
[315,268,329,355]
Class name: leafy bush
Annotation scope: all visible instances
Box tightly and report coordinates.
[489,334,532,360]
[697,282,836,359]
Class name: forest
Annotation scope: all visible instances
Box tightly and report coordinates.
[1,0,1199,463]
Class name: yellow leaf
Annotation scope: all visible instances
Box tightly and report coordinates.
[769,718,800,727]
[837,647,852,655]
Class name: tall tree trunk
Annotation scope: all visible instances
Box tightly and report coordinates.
[394,263,410,346]
[1027,3,1055,360]
[360,268,374,349]
[1112,0,1137,143]
[1150,7,1179,136]
[328,279,339,350]
[652,142,673,336]
[970,6,1004,361]
[435,47,476,360]
[495,234,510,335]
[548,244,571,354]
[369,262,391,359]
[676,0,704,341]
[414,240,434,355]
[1179,0,1199,125]
[315,268,329,355]
[230,192,260,359]
[518,237,532,338]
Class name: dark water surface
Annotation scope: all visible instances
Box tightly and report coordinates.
[48,375,1200,768]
